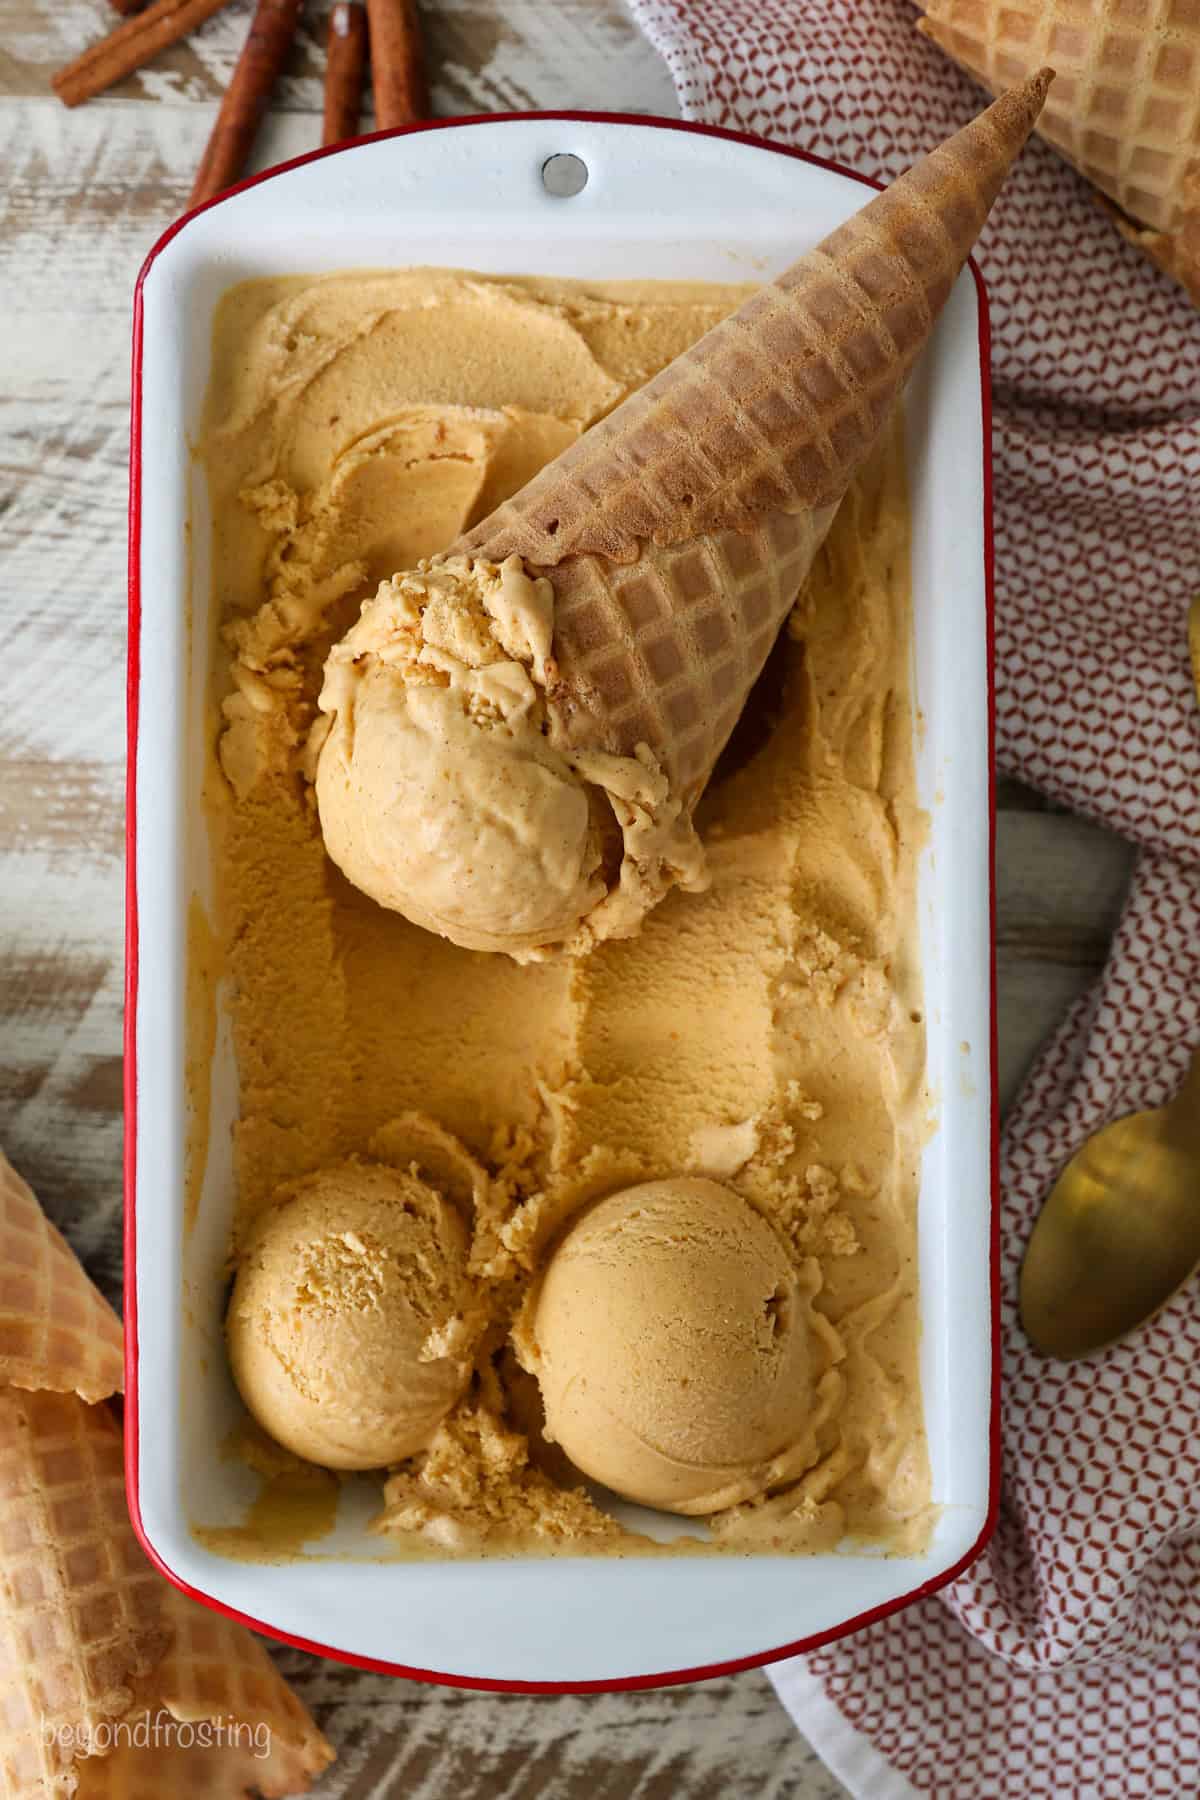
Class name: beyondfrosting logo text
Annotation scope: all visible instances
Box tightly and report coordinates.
[42,1711,272,1761]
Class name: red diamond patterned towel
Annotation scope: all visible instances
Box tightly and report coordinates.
[629,3,1200,1796]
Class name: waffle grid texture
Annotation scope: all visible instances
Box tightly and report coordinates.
[543,510,834,801]
[0,1391,166,1796]
[454,76,1049,806]
[457,74,1051,572]
[920,0,1200,294]
[0,1157,123,1406]
[0,1152,333,1797]
[73,1601,333,1798]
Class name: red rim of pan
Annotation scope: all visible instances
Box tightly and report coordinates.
[124,109,1001,1695]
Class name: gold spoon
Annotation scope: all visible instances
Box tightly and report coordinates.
[1020,1051,1200,1359]
[1020,593,1200,1361]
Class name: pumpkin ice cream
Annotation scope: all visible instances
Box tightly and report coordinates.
[198,79,1050,1560]
[520,1179,843,1516]
[313,554,702,958]
[200,265,931,1556]
[226,1159,479,1470]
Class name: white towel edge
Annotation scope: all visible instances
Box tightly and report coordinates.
[767,1658,924,1800]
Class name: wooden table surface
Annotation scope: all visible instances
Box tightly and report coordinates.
[0,1,1137,1793]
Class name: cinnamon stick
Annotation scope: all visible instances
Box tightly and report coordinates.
[108,0,149,16]
[364,0,428,130]
[323,0,368,146]
[53,0,234,108]
[190,0,303,208]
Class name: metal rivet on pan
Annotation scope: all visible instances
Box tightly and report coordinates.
[542,153,589,198]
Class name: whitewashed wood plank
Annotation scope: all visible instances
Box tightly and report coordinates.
[995,810,1135,1107]
[997,955,1100,1113]
[3,0,677,120]
[997,811,1135,961]
[996,775,1051,812]
[274,1660,853,1800]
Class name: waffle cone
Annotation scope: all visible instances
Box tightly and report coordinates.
[0,1153,332,1798]
[452,73,1050,806]
[72,1587,333,1798]
[0,1154,123,1405]
[0,1389,168,1796]
[919,0,1200,303]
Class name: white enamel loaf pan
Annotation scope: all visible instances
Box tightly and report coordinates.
[126,113,998,1691]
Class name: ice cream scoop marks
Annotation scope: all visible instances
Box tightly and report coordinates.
[225,1112,854,1547]
[219,78,1054,1556]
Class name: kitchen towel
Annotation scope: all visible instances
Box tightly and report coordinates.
[628,3,1200,1795]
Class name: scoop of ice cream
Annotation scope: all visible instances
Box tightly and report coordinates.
[226,1160,477,1471]
[521,1178,823,1515]
[314,554,703,961]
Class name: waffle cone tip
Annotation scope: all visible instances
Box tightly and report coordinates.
[994,65,1055,132]
[452,74,1052,574]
